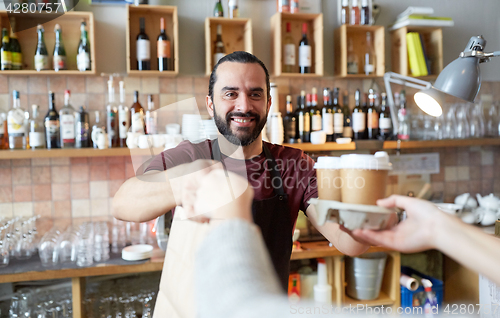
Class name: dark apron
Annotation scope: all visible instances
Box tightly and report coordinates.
[211,139,294,291]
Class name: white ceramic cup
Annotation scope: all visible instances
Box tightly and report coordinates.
[126,132,143,149]
[166,124,181,135]
[138,135,153,149]
[91,128,108,150]
[152,134,165,148]
[311,131,327,144]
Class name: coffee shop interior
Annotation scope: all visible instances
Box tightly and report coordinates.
[0,0,500,316]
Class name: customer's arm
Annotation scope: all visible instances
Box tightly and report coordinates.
[352,195,500,286]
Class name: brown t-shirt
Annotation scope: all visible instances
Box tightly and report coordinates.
[145,140,318,224]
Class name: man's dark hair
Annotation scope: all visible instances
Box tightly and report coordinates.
[208,51,270,103]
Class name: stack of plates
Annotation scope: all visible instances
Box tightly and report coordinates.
[122,244,154,261]
[182,114,202,142]
[200,119,218,140]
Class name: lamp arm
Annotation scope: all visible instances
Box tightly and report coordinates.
[459,50,500,63]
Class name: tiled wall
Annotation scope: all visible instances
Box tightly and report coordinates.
[0,75,499,235]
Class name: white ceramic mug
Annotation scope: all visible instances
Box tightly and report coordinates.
[91,128,108,149]
[152,134,165,148]
[166,123,181,135]
[138,135,153,149]
[126,132,143,149]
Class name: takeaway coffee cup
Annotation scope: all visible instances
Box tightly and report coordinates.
[314,156,342,201]
[340,152,392,205]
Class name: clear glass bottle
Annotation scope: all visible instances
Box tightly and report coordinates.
[350,0,360,25]
[283,22,295,73]
[378,93,392,140]
[228,0,239,18]
[347,38,359,75]
[364,32,376,75]
[118,81,129,147]
[7,90,26,149]
[92,111,104,149]
[145,95,157,135]
[60,90,76,148]
[106,80,118,148]
[341,0,349,25]
[29,105,45,149]
[397,108,410,141]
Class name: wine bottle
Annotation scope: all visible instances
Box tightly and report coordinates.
[77,22,91,72]
[130,91,145,134]
[309,88,322,133]
[137,17,150,71]
[157,17,171,71]
[44,92,60,149]
[283,95,297,143]
[213,25,226,66]
[322,88,334,142]
[364,31,376,75]
[214,0,224,17]
[53,24,67,71]
[145,94,157,135]
[352,89,366,140]
[7,90,26,149]
[118,81,129,147]
[9,18,22,70]
[106,80,118,148]
[75,106,90,148]
[378,93,392,140]
[298,23,311,74]
[60,90,76,148]
[34,25,49,71]
[360,0,371,25]
[332,88,344,141]
[283,22,295,73]
[0,112,8,149]
[366,89,379,139]
[228,0,239,18]
[296,90,310,142]
[29,105,45,149]
[342,91,353,138]
[1,28,11,70]
[290,0,299,13]
[350,0,360,25]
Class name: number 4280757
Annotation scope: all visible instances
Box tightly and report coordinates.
[443,304,498,315]
[6,2,63,14]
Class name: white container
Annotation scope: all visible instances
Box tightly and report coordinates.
[310,131,327,144]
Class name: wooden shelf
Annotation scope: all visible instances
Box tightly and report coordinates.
[383,138,500,149]
[0,11,96,74]
[291,241,395,260]
[334,74,382,79]
[0,147,164,159]
[126,5,179,76]
[283,141,355,152]
[343,290,395,307]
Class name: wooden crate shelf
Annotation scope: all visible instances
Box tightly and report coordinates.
[391,26,443,77]
[271,12,323,77]
[334,24,384,78]
[0,11,95,74]
[204,17,253,76]
[126,4,179,76]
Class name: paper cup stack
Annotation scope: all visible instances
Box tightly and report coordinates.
[182,114,202,142]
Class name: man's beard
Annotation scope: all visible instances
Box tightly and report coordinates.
[213,105,267,146]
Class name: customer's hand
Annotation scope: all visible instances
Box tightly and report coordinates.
[351,195,450,253]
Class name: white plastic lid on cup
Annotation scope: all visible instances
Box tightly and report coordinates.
[340,151,392,170]
[314,156,342,170]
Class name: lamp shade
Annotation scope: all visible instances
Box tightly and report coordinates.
[414,89,443,117]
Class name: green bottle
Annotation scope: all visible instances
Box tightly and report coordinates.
[77,21,90,72]
[1,28,11,70]
[53,24,66,71]
[214,0,224,17]
[9,26,22,70]
[34,24,49,71]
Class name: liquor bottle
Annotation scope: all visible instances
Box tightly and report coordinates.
[290,0,299,13]
[75,106,90,148]
[44,92,60,149]
[77,22,91,72]
[347,38,359,75]
[118,81,129,147]
[9,18,22,70]
[53,24,66,71]
[137,17,150,71]
[350,0,360,25]
[145,95,157,135]
[321,88,334,142]
[229,0,239,18]
[378,93,392,140]
[7,90,26,149]
[342,91,353,138]
[298,23,311,74]
[29,105,45,149]
[364,32,376,75]
[277,0,290,12]
[283,22,295,73]
[1,28,11,70]
[397,108,410,141]
[360,0,371,25]
[332,88,344,141]
[106,80,118,148]
[34,25,49,71]
[92,111,104,149]
[366,89,379,139]
[309,88,322,133]
[341,0,349,25]
[214,0,224,17]
[296,90,310,142]
[352,89,366,140]
[0,112,7,149]
[157,17,171,72]
[60,90,76,148]
[283,95,297,143]
[213,25,226,66]
[130,91,145,134]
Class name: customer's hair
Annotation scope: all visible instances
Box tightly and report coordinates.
[208,51,270,103]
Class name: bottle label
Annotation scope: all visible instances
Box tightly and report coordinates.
[364,63,374,74]
[11,52,22,68]
[398,133,410,140]
[299,45,311,67]
[334,113,344,134]
[304,113,310,132]
[45,120,60,136]
[7,109,25,135]
[34,55,49,70]
[53,55,66,71]
[284,44,295,66]
[29,132,45,147]
[322,113,334,134]
[108,111,116,139]
[61,114,75,142]
[131,112,144,133]
[76,121,89,144]
[279,0,290,12]
[352,112,366,133]
[311,114,322,131]
[118,108,130,139]
[298,113,304,133]
[77,52,90,71]
[213,53,225,66]
[1,51,11,66]
[379,117,392,130]
[367,112,379,129]
[158,39,171,59]
[347,61,358,74]
[137,39,151,61]
[343,126,353,138]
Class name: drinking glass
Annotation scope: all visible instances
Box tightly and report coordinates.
[39,229,60,267]
[455,104,470,139]
[486,103,499,137]
[444,105,457,139]
[58,226,79,264]
[434,115,444,140]
[76,223,94,267]
[0,240,10,267]
[111,219,126,254]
